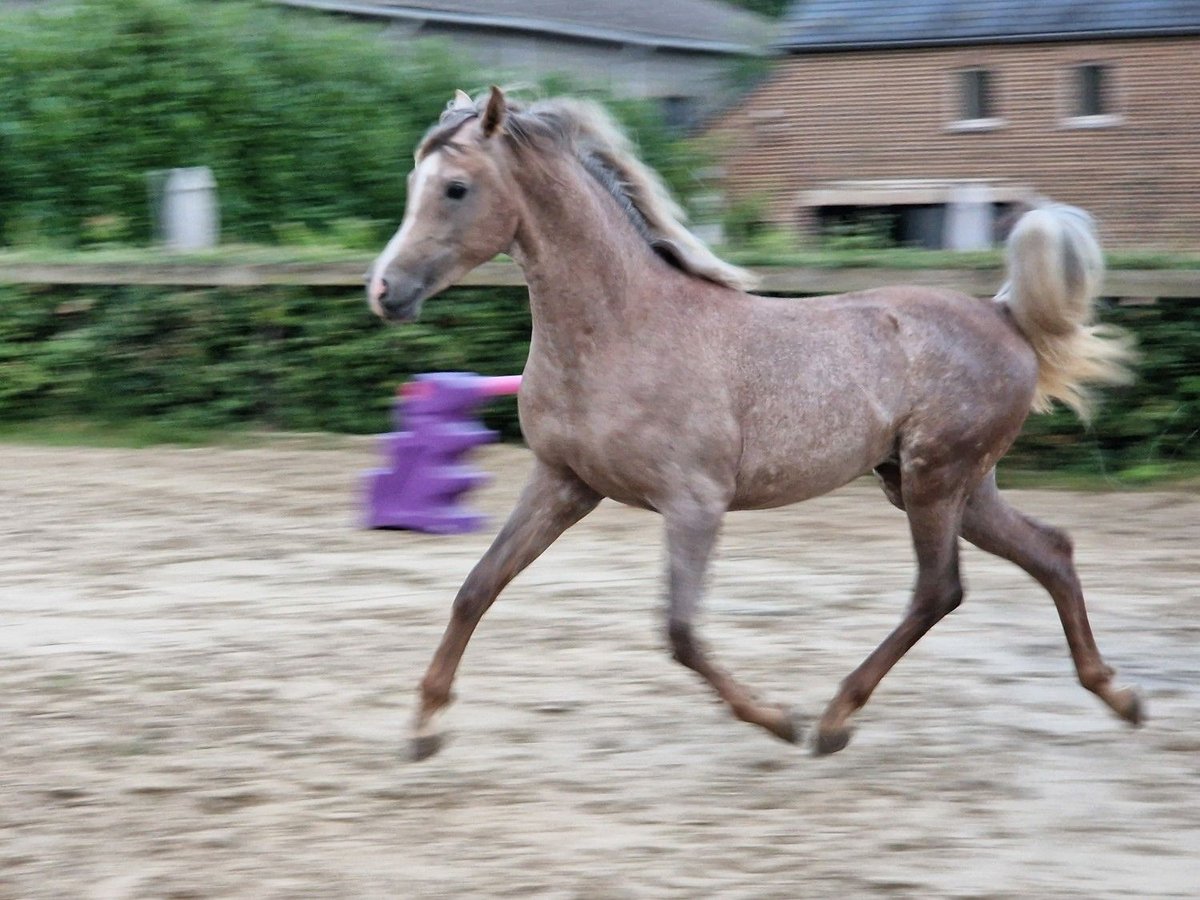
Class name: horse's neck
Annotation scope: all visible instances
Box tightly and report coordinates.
[511,158,659,350]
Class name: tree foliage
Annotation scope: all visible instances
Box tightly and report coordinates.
[0,0,698,248]
[0,0,457,245]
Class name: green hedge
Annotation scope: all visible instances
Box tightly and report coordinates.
[0,283,531,436]
[1008,299,1200,476]
[1,284,1196,473]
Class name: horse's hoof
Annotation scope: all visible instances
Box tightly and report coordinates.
[410,732,445,762]
[813,726,852,756]
[1112,687,1145,727]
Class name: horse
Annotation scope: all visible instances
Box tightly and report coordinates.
[367,87,1142,760]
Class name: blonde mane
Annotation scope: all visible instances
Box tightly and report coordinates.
[422,94,758,293]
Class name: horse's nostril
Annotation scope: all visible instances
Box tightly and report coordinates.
[369,277,390,305]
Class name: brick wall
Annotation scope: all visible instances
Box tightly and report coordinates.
[710,38,1200,250]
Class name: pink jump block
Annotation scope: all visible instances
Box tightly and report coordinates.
[363,372,522,534]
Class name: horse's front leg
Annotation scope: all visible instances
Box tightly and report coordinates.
[411,462,600,760]
[663,499,801,744]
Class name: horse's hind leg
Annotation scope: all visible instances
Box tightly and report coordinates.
[663,500,799,743]
[816,469,967,755]
[411,462,600,761]
[961,472,1143,725]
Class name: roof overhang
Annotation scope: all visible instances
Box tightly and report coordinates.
[780,26,1200,54]
[799,179,1036,208]
[277,0,768,56]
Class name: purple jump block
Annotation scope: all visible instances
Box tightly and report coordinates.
[363,372,522,534]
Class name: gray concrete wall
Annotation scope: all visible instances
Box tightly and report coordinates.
[388,23,741,127]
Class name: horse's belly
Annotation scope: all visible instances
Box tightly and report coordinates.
[731,453,875,510]
[731,407,896,510]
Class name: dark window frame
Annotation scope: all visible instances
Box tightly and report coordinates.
[959,68,993,120]
[1076,63,1110,117]
[660,95,695,132]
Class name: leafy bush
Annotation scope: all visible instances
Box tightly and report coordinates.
[0,0,469,247]
[2,284,1197,474]
[821,213,898,251]
[0,283,531,436]
[0,0,703,249]
[1008,298,1200,473]
[721,195,771,245]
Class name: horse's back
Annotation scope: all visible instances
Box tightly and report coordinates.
[727,286,1038,509]
[739,285,1037,406]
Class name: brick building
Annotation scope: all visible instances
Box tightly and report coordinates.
[710,0,1200,250]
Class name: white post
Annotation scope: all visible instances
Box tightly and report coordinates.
[162,167,218,251]
[944,182,993,250]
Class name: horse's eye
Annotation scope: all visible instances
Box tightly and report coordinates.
[445,181,468,200]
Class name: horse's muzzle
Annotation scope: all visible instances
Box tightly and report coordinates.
[370,272,428,323]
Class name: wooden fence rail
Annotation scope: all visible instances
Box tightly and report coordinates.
[0,259,1195,298]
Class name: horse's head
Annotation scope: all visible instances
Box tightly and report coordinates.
[367,87,519,322]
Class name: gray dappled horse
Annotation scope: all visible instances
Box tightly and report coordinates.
[368,88,1141,760]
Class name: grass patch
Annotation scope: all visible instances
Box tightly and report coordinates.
[0,418,372,451]
[0,418,248,448]
[997,461,1200,491]
[2,418,1197,489]
[0,244,371,267]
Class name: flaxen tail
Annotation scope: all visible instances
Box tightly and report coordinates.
[997,204,1135,420]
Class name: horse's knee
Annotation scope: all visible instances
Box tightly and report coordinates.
[450,585,491,626]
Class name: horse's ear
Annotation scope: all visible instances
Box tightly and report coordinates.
[451,89,474,112]
[481,85,506,137]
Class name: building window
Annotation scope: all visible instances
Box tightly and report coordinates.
[1076,64,1108,116]
[960,68,992,120]
[1063,63,1121,128]
[660,95,695,132]
[948,68,1003,131]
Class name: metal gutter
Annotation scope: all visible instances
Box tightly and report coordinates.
[778,26,1200,53]
[277,0,767,55]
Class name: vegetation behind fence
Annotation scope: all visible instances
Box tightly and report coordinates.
[0,0,697,250]
[1,282,1196,476]
[0,0,1195,477]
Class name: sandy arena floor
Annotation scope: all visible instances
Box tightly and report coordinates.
[1,441,1197,898]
